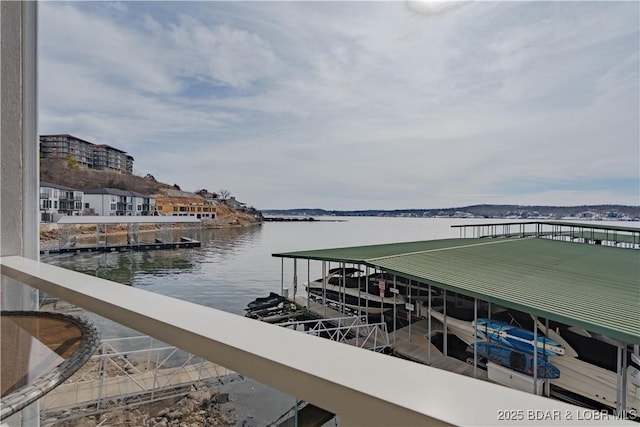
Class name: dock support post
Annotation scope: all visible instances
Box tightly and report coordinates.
[134,222,140,247]
[407,279,411,343]
[378,267,383,325]
[357,264,362,319]
[392,275,397,347]
[341,263,345,315]
[443,290,447,357]
[427,283,431,365]
[544,318,550,397]
[533,315,538,395]
[622,344,628,413]
[307,260,310,310]
[473,298,477,379]
[617,344,628,414]
[365,265,369,321]
[617,345,622,414]
[322,261,327,318]
[280,258,284,296]
[293,259,297,300]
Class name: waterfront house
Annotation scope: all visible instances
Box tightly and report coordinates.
[39,182,84,222]
[155,192,217,219]
[157,202,217,219]
[224,196,245,210]
[83,188,156,216]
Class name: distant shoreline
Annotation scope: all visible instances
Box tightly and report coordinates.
[261,204,640,221]
[263,216,346,222]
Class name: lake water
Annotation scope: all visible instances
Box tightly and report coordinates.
[41,217,635,336]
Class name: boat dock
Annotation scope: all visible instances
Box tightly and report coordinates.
[283,295,487,381]
[41,216,202,254]
[42,239,201,254]
[271,228,640,416]
[40,361,233,411]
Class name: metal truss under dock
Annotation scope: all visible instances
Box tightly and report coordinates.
[41,216,202,254]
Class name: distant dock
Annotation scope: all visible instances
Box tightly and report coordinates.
[41,239,201,255]
[41,216,202,255]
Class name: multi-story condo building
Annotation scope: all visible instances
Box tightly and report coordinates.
[39,134,95,169]
[93,144,134,174]
[40,134,134,174]
[39,182,84,222]
[84,188,155,216]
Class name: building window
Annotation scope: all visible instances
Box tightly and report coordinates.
[110,203,117,211]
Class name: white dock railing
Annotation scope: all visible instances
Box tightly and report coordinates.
[2,255,634,426]
[276,316,390,352]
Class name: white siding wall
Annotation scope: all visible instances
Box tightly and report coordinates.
[83,194,114,216]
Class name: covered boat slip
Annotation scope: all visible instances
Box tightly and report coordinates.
[273,224,639,413]
[48,216,202,254]
[274,236,639,344]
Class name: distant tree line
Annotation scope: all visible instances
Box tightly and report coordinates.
[262,204,640,219]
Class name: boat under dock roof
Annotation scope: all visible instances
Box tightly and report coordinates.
[274,237,640,344]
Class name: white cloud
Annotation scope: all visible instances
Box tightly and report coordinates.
[38,1,639,209]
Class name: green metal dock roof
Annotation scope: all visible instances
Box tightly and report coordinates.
[274,237,640,344]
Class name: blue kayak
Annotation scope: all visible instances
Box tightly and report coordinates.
[473,318,564,356]
[472,341,561,379]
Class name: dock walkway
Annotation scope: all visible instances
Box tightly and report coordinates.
[292,296,487,380]
[41,240,201,255]
[392,319,488,380]
[40,361,235,411]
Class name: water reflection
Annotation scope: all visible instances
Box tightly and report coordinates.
[41,225,266,314]
[43,251,196,285]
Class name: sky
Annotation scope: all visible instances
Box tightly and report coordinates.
[38,1,639,210]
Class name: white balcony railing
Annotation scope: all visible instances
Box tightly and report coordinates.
[1,255,631,426]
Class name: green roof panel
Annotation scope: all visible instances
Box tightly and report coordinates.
[274,237,640,344]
